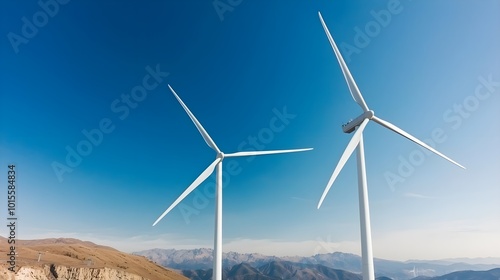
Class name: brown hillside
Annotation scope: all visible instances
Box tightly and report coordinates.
[0,236,187,280]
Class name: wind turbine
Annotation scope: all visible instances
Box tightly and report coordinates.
[316,12,465,280]
[153,85,312,280]
[410,266,417,278]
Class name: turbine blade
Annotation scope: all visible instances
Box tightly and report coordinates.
[318,11,370,113]
[168,84,221,153]
[153,158,221,226]
[318,118,370,209]
[225,148,313,157]
[371,116,465,169]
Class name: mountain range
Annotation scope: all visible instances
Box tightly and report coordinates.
[183,261,385,280]
[0,236,498,280]
[183,262,500,280]
[133,248,500,280]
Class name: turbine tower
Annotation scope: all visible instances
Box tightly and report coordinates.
[316,12,465,280]
[153,85,312,280]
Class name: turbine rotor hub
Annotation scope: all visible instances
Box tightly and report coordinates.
[367,110,375,119]
[217,152,225,160]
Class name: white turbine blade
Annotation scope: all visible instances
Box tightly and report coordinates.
[224,148,313,157]
[153,158,221,226]
[318,118,370,209]
[371,116,465,169]
[168,84,221,153]
[318,12,370,113]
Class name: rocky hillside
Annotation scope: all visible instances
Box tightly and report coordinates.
[0,236,187,280]
[1,264,153,280]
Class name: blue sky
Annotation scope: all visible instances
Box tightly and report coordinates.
[1,0,499,261]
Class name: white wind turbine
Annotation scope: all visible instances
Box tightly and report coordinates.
[153,85,312,280]
[410,266,418,278]
[316,12,465,280]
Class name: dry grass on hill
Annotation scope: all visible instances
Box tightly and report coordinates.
[0,236,187,280]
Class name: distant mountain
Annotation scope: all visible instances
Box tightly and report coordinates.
[134,248,500,280]
[227,262,272,280]
[135,248,281,270]
[181,260,403,280]
[423,257,500,265]
[183,260,365,280]
[428,268,500,280]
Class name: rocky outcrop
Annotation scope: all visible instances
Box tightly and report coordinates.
[1,264,148,280]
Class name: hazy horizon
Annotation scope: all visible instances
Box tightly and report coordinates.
[6,233,500,263]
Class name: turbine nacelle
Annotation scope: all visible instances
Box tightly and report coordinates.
[342,110,374,134]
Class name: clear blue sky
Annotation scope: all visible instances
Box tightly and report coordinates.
[1,0,499,261]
